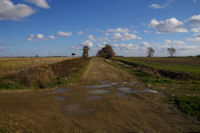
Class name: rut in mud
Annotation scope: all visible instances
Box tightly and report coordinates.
[0,58,200,133]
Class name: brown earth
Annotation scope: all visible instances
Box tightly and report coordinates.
[0,58,199,133]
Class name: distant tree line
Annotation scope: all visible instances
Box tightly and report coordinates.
[146,47,177,57]
[79,44,199,58]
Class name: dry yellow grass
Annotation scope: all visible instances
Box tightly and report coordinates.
[0,57,74,78]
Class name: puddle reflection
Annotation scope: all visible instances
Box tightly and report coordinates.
[46,88,69,95]
[90,89,110,94]
[86,95,102,101]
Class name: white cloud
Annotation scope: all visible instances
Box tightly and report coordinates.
[107,28,129,33]
[149,18,188,33]
[149,0,173,9]
[0,0,35,20]
[25,0,50,9]
[105,28,141,41]
[26,34,55,41]
[57,31,72,37]
[112,43,138,51]
[187,34,200,43]
[77,31,84,35]
[141,42,150,47]
[111,33,141,41]
[72,40,93,50]
[149,4,163,9]
[87,35,96,42]
[189,14,200,26]
[164,40,185,45]
[191,27,200,32]
[82,40,93,47]
[47,35,56,39]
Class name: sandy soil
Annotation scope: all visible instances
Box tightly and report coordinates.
[0,58,199,133]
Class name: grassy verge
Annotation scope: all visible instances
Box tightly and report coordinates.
[114,57,200,80]
[108,59,200,120]
[0,58,91,90]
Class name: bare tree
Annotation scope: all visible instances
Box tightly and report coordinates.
[147,47,155,57]
[167,47,176,57]
[71,53,76,57]
[82,46,90,58]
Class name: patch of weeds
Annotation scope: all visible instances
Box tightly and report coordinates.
[109,60,172,84]
[169,96,200,120]
[0,79,27,90]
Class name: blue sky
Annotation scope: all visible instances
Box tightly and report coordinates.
[0,0,200,57]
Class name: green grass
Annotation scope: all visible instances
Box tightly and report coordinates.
[169,96,200,120]
[108,58,200,120]
[115,57,200,75]
[0,79,27,90]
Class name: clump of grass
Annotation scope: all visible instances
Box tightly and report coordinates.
[0,79,27,90]
[108,59,200,120]
[169,96,200,120]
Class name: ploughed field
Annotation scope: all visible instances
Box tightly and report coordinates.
[0,57,200,133]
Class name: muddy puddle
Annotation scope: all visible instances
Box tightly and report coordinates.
[62,104,94,115]
[83,81,138,89]
[117,87,132,93]
[90,89,110,95]
[117,87,161,94]
[46,88,69,95]
[55,96,66,101]
[86,95,102,101]
[131,89,161,94]
[117,93,129,98]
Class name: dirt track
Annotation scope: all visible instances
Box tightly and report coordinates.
[0,58,200,133]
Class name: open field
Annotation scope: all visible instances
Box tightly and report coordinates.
[0,57,90,90]
[114,57,200,80]
[112,57,200,121]
[0,57,74,78]
[0,57,199,133]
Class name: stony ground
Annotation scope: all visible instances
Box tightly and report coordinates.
[0,58,199,133]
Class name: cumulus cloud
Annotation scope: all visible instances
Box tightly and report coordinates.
[47,35,56,39]
[82,40,93,47]
[87,35,96,42]
[113,43,138,50]
[149,18,188,33]
[105,28,141,41]
[149,0,174,9]
[191,27,200,32]
[72,40,93,50]
[164,40,185,45]
[189,14,200,26]
[107,28,129,33]
[140,42,150,47]
[187,34,200,43]
[25,0,50,9]
[26,34,55,41]
[57,31,72,37]
[0,0,35,20]
[77,31,84,35]
[111,32,141,41]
